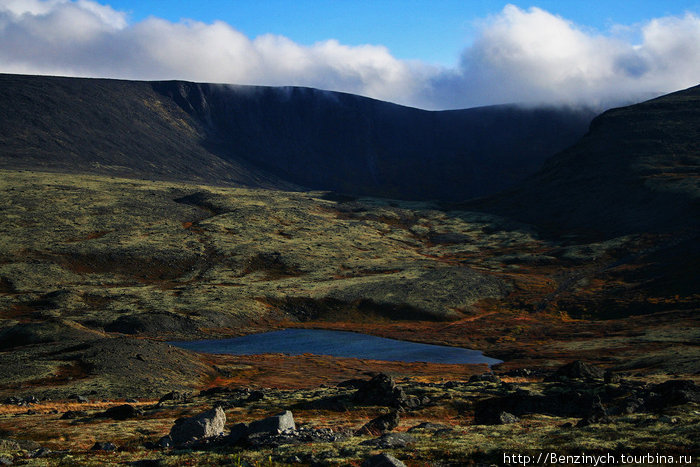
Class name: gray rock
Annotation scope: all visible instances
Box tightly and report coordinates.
[0,456,12,465]
[169,406,226,446]
[362,453,407,467]
[247,410,295,435]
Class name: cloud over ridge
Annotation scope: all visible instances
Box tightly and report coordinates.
[0,1,698,109]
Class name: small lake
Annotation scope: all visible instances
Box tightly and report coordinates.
[171,328,502,365]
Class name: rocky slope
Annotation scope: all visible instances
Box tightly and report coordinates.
[0,73,595,200]
[469,84,700,238]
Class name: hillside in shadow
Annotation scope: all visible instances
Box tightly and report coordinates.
[0,73,595,201]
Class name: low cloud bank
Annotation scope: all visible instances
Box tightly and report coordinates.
[1,1,698,109]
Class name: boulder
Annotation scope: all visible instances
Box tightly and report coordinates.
[247,410,295,435]
[353,374,406,407]
[362,453,407,467]
[169,407,226,446]
[356,411,399,435]
[98,404,139,420]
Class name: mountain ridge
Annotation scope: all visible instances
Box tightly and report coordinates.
[0,73,595,201]
[465,83,700,238]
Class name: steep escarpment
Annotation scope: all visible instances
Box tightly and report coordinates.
[0,73,594,201]
[153,80,595,200]
[469,84,700,238]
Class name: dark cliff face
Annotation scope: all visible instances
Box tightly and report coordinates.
[150,80,595,200]
[0,73,594,201]
[468,84,700,238]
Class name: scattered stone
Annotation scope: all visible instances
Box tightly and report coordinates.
[91,442,117,451]
[158,391,190,404]
[576,398,610,427]
[60,410,88,420]
[98,404,140,420]
[246,425,342,448]
[155,436,172,449]
[361,433,415,449]
[0,456,12,466]
[169,407,226,446]
[362,452,407,467]
[353,374,406,408]
[469,373,501,384]
[246,390,265,402]
[29,448,51,458]
[356,411,399,435]
[407,422,449,433]
[474,408,519,425]
[576,412,611,427]
[247,410,295,435]
[546,361,604,382]
[69,395,90,403]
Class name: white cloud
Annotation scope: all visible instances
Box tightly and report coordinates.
[0,1,698,109]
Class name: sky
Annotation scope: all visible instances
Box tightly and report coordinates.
[1,0,699,109]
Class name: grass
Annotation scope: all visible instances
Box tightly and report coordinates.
[0,168,698,464]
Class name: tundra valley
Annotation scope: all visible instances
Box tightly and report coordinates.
[0,74,698,466]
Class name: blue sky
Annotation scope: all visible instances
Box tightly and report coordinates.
[1,1,699,108]
[105,0,700,65]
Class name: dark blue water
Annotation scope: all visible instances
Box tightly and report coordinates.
[171,328,502,365]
